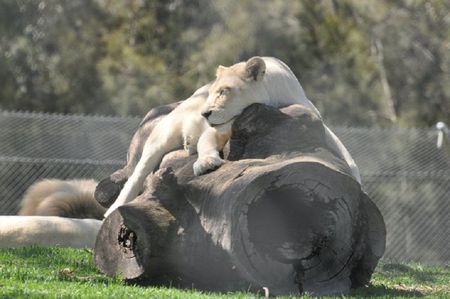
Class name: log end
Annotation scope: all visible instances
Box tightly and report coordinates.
[94,177,123,208]
[94,205,152,279]
[209,159,385,296]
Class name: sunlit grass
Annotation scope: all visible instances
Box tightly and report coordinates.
[349,261,450,298]
[0,247,449,298]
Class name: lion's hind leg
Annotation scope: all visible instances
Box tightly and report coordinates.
[323,125,361,184]
[104,117,183,217]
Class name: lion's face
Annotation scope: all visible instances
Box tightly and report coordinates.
[201,57,266,127]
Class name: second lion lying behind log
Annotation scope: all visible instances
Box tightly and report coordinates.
[19,179,105,220]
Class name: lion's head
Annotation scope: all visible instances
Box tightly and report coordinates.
[201,56,267,127]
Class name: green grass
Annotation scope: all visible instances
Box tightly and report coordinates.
[0,247,449,298]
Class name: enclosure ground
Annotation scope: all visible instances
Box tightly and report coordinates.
[0,247,448,298]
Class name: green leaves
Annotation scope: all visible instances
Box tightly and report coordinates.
[0,0,449,127]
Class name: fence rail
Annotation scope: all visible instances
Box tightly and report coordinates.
[1,110,449,265]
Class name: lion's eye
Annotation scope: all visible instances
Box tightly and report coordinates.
[218,88,229,96]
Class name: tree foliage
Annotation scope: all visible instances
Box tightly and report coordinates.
[0,0,448,127]
[0,0,112,115]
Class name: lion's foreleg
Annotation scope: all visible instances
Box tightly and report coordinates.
[104,117,183,217]
[323,125,361,184]
[182,115,209,156]
[193,125,231,176]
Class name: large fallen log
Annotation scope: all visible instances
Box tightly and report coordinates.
[94,103,386,296]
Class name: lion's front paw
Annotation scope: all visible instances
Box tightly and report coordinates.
[193,153,225,176]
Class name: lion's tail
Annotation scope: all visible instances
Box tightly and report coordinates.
[18,179,106,220]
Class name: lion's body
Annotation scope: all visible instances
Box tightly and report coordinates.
[104,57,361,217]
[19,179,105,220]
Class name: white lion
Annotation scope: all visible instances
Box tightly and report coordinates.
[105,57,361,217]
[19,179,105,220]
[0,216,102,248]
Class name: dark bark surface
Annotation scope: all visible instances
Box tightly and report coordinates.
[94,103,386,296]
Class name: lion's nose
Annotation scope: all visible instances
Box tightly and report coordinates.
[201,110,212,119]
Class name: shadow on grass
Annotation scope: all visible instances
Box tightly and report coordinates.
[351,284,423,298]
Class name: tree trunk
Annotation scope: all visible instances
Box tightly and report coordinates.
[94,103,386,296]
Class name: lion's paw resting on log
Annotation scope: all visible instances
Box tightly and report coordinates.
[104,56,361,218]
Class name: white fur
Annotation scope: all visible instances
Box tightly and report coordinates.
[0,216,102,248]
[199,56,360,183]
[105,57,361,218]
[105,84,212,216]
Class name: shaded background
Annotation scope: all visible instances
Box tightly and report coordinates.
[1,0,450,265]
[0,0,449,127]
[1,111,449,266]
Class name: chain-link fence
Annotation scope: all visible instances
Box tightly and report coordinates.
[1,110,449,265]
[0,110,142,215]
[333,127,450,266]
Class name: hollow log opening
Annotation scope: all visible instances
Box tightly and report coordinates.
[238,170,353,295]
[247,183,334,263]
[118,225,138,257]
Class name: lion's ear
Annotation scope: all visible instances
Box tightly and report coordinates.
[216,65,227,77]
[245,56,266,81]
